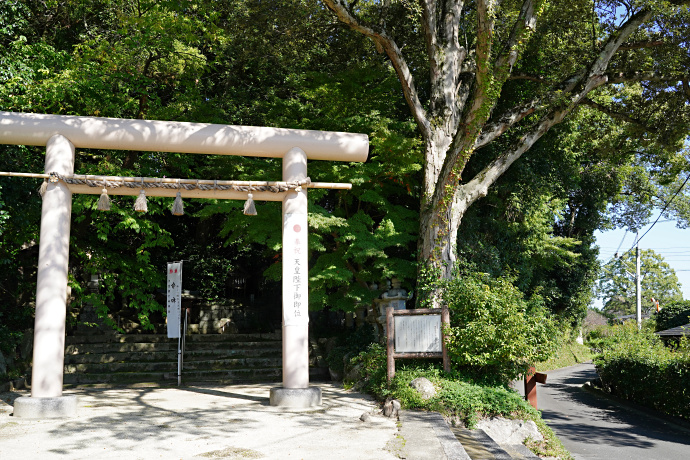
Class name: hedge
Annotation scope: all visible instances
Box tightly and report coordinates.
[594,323,690,420]
[655,300,690,332]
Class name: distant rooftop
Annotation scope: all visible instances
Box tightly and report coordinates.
[655,323,690,337]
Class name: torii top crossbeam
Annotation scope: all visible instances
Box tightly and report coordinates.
[0,111,369,161]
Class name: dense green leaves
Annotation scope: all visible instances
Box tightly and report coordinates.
[655,300,690,331]
[442,271,560,384]
[1,0,688,342]
[594,321,690,420]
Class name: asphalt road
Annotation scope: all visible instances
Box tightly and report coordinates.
[530,362,690,460]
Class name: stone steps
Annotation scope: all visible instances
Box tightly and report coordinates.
[64,332,280,344]
[65,340,281,356]
[62,332,286,385]
[64,357,283,374]
[64,347,281,364]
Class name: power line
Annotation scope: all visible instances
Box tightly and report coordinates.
[614,229,628,257]
[635,173,690,247]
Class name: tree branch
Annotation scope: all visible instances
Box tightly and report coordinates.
[322,0,431,138]
[457,8,654,213]
[580,98,654,129]
[588,9,653,80]
[440,0,539,187]
[495,0,538,72]
[507,73,546,82]
[470,0,496,114]
[427,0,467,127]
[618,40,665,51]
[606,71,687,84]
[420,0,438,83]
[474,99,542,149]
[459,108,570,212]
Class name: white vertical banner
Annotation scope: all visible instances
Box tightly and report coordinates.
[283,213,309,326]
[167,261,182,338]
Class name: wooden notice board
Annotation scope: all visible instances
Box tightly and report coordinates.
[386,306,450,382]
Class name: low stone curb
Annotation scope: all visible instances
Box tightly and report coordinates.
[470,428,514,460]
[398,410,471,460]
[425,412,472,460]
[499,442,542,459]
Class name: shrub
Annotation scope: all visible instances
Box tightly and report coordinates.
[326,324,377,376]
[594,322,690,420]
[347,346,571,458]
[345,342,389,398]
[386,367,536,428]
[0,321,22,357]
[442,272,560,384]
[655,300,690,331]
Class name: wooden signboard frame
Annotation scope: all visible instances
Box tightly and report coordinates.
[386,306,451,382]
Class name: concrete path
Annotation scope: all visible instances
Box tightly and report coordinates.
[529,363,690,460]
[0,383,468,460]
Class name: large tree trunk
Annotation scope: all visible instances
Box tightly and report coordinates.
[323,0,655,302]
[419,134,457,280]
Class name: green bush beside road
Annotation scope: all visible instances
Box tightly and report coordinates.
[655,300,690,332]
[593,322,690,420]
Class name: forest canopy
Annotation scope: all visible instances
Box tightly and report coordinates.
[0,0,689,343]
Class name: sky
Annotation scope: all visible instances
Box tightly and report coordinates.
[594,215,690,309]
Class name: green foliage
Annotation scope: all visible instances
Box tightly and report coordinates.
[1,0,687,352]
[594,322,690,420]
[388,367,536,429]
[326,324,377,374]
[71,196,174,331]
[0,320,23,357]
[655,300,690,331]
[202,61,423,312]
[597,249,683,317]
[347,345,571,458]
[346,342,389,397]
[441,271,560,384]
[458,111,615,325]
[536,340,594,373]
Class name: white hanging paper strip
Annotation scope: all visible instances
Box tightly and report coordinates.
[167,262,182,338]
[282,213,309,326]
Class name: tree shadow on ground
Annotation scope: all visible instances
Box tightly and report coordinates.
[538,364,690,451]
[1,383,388,458]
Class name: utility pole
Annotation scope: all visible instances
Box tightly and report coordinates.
[636,240,642,330]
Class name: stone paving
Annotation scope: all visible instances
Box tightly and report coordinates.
[0,383,464,459]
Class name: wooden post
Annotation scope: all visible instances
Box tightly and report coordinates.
[386,306,395,383]
[524,366,547,409]
[441,305,451,373]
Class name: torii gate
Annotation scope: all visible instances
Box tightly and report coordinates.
[0,111,368,418]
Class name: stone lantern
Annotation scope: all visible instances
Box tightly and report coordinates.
[375,278,410,336]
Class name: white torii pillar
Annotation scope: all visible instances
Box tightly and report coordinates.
[13,134,79,418]
[269,147,319,407]
[0,111,368,417]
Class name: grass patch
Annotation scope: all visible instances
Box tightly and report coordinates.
[525,417,574,460]
[536,341,593,372]
[347,343,574,459]
[196,446,262,459]
[388,367,572,459]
